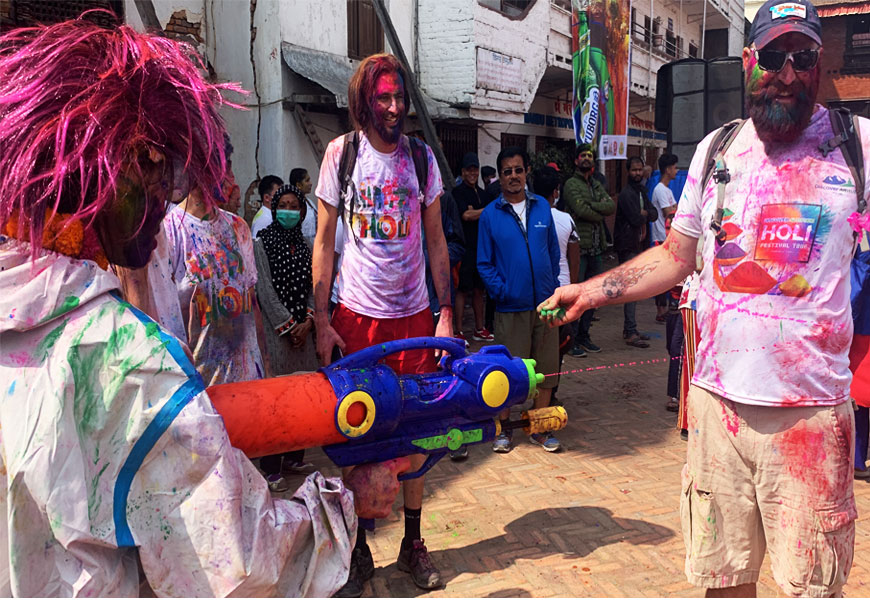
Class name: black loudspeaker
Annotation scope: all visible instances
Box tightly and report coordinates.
[706,57,745,130]
[655,57,744,169]
[670,59,707,170]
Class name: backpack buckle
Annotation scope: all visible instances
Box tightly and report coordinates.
[712,167,730,184]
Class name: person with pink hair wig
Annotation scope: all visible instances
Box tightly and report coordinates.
[0,16,405,597]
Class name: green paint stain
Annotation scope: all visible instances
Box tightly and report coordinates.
[46,296,80,321]
[87,461,110,520]
[35,318,69,363]
[412,428,483,451]
[145,321,160,339]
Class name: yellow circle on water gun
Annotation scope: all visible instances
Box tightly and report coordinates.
[337,390,376,438]
[481,370,509,408]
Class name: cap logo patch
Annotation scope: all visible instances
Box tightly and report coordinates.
[770,2,807,19]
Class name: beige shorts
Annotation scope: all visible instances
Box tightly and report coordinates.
[681,385,856,597]
[494,310,559,389]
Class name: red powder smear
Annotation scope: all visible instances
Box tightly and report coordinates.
[721,402,739,437]
[778,419,852,505]
[715,243,746,266]
[723,261,777,294]
[721,221,742,241]
[808,320,851,355]
[779,274,812,298]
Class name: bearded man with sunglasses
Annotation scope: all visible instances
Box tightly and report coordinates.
[539,0,870,595]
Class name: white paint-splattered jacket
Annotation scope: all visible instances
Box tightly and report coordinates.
[0,237,355,597]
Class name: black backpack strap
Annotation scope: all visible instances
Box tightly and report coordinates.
[337,130,360,221]
[822,107,866,214]
[408,136,430,209]
[695,118,745,272]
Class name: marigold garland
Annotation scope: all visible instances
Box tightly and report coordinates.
[3,210,109,270]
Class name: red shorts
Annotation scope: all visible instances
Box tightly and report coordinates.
[331,304,437,375]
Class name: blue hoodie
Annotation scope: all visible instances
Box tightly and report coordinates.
[477,192,561,312]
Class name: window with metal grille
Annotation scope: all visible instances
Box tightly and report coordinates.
[844,14,870,75]
[347,0,384,61]
[500,133,529,152]
[436,123,477,175]
[1,0,122,31]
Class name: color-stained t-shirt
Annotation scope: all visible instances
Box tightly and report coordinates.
[551,207,578,287]
[315,132,443,319]
[164,205,263,385]
[672,107,870,407]
[650,182,676,243]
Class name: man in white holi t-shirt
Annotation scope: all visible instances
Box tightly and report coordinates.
[312,53,452,596]
[651,153,679,322]
[539,0,870,595]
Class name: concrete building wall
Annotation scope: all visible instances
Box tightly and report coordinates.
[417,0,476,104]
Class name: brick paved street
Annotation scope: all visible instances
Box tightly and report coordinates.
[285,297,870,598]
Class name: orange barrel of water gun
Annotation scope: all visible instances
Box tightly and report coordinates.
[208,372,357,458]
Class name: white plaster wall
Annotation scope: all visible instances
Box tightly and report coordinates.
[471,0,551,114]
[417,0,476,104]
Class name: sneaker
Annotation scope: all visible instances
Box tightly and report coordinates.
[570,346,587,358]
[666,397,679,412]
[492,431,513,453]
[266,473,290,493]
[472,327,495,341]
[529,432,561,452]
[333,544,375,597]
[454,331,470,349]
[281,460,315,475]
[396,538,442,590]
[856,468,870,480]
[578,339,601,353]
[449,447,469,461]
[680,429,689,442]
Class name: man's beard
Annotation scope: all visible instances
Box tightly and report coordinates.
[372,114,403,145]
[746,77,817,145]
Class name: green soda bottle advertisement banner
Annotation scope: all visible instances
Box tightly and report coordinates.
[572,0,631,159]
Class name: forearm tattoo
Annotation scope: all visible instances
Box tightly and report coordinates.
[602,263,659,299]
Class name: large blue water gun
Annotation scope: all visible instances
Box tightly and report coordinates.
[208,337,568,479]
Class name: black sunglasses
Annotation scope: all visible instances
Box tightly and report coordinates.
[501,166,526,177]
[754,48,819,73]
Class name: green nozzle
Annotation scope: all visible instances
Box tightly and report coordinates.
[522,358,545,398]
[541,307,566,320]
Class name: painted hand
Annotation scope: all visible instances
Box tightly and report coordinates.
[315,321,346,366]
[345,457,412,519]
[537,284,590,327]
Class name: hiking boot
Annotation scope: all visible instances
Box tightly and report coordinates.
[492,431,513,453]
[396,538,442,590]
[449,447,469,461]
[570,346,587,358]
[578,338,601,353]
[266,473,290,493]
[624,334,649,348]
[529,431,561,452]
[333,544,375,597]
[472,327,495,341]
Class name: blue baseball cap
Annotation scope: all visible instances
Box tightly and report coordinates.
[749,0,822,49]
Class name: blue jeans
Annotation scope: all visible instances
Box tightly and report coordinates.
[857,406,869,470]
[574,253,604,346]
[617,250,639,337]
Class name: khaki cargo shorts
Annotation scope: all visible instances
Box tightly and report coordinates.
[681,385,856,597]
[494,310,559,389]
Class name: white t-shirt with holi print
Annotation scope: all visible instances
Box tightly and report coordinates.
[316,132,443,319]
[164,205,264,386]
[672,107,870,407]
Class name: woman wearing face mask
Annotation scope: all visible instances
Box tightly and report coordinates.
[253,183,318,490]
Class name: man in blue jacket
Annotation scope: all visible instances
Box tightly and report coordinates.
[477,146,562,453]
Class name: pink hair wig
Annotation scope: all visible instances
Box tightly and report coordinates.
[0,14,244,253]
